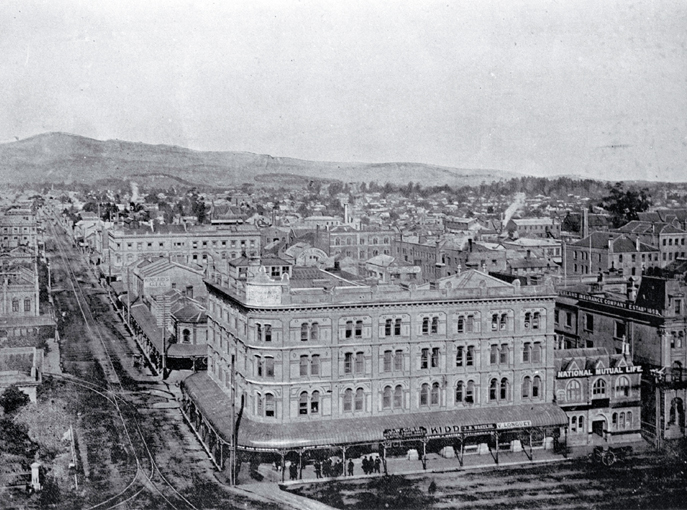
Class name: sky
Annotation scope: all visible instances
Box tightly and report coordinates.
[1,0,686,182]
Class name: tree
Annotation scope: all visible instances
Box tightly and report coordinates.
[0,385,30,415]
[600,182,652,228]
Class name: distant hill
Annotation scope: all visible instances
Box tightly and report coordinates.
[0,132,520,188]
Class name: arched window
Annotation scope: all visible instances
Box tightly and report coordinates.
[625,411,631,430]
[343,389,353,412]
[456,381,464,403]
[489,378,498,401]
[532,312,540,330]
[522,342,531,362]
[12,299,18,313]
[394,385,403,409]
[422,317,429,334]
[456,346,464,367]
[311,391,320,414]
[500,313,508,330]
[420,383,430,406]
[335,238,341,246]
[571,416,577,433]
[619,412,626,429]
[499,344,509,364]
[532,376,542,398]
[592,378,606,397]
[500,378,510,400]
[532,342,542,363]
[466,380,475,404]
[578,415,584,433]
[257,393,263,416]
[299,392,308,415]
[301,323,309,341]
[311,355,320,376]
[491,314,499,331]
[383,386,392,409]
[300,355,309,376]
[615,376,630,397]
[311,322,319,341]
[182,329,191,343]
[524,312,531,329]
[457,317,464,333]
[265,393,275,417]
[673,361,683,382]
[522,376,532,398]
[431,382,440,406]
[355,388,364,411]
[566,380,581,401]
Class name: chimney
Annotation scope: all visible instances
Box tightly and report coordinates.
[468,238,473,252]
[344,203,349,224]
[582,209,589,238]
[636,236,640,251]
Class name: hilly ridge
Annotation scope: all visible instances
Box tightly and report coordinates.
[0,132,519,187]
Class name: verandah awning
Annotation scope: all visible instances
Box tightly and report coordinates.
[182,373,568,451]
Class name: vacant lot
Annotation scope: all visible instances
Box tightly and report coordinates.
[289,446,687,510]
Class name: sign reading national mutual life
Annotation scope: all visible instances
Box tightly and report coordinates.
[556,365,642,379]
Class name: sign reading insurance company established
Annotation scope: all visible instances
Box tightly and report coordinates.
[383,420,533,440]
[556,365,642,379]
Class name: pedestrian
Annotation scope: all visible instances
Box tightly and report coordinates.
[374,456,381,473]
[314,460,321,479]
[362,456,368,474]
[323,459,331,478]
[290,462,298,480]
[348,458,354,476]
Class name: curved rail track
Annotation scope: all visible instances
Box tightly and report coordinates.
[48,219,199,510]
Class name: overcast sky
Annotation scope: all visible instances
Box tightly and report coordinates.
[2,0,685,181]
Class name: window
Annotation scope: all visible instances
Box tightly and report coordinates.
[355,388,364,411]
[615,376,630,397]
[585,314,594,332]
[491,314,499,331]
[344,353,353,374]
[431,347,440,368]
[394,350,403,371]
[675,299,682,315]
[457,317,465,333]
[12,300,18,313]
[532,312,540,330]
[311,355,320,376]
[302,323,309,341]
[490,345,498,365]
[256,356,263,377]
[524,312,531,329]
[532,342,542,363]
[578,415,584,433]
[24,299,30,312]
[523,342,531,363]
[522,376,531,398]
[466,315,474,332]
[500,378,509,400]
[532,376,541,398]
[456,346,464,367]
[566,380,581,401]
[264,324,272,342]
[355,352,364,373]
[383,386,392,409]
[421,348,429,369]
[456,381,464,403]
[385,319,392,336]
[489,378,498,401]
[422,317,429,335]
[394,318,402,336]
[345,321,353,338]
[499,344,508,364]
[265,394,275,417]
[431,317,439,334]
[311,391,320,414]
[355,320,363,338]
[571,416,577,433]
[265,357,274,377]
[394,385,403,408]
[299,392,308,415]
[420,383,430,406]
[565,312,572,328]
[431,382,440,405]
[466,346,474,366]
[672,361,683,382]
[614,321,626,339]
[310,323,318,342]
[500,313,507,331]
[465,380,475,404]
[300,355,309,376]
[383,350,392,372]
[343,389,353,412]
[592,378,606,397]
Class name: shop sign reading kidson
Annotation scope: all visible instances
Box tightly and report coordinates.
[556,365,642,379]
[383,420,533,440]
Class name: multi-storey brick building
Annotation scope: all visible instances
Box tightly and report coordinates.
[616,221,687,268]
[0,207,38,250]
[104,223,260,280]
[316,225,396,262]
[180,260,568,475]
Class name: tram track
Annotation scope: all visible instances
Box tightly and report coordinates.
[48,219,199,510]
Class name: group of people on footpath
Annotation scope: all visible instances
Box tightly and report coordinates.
[311,455,382,479]
[362,455,381,475]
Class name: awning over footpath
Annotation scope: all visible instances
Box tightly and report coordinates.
[182,373,569,451]
[130,304,163,352]
[167,343,207,358]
